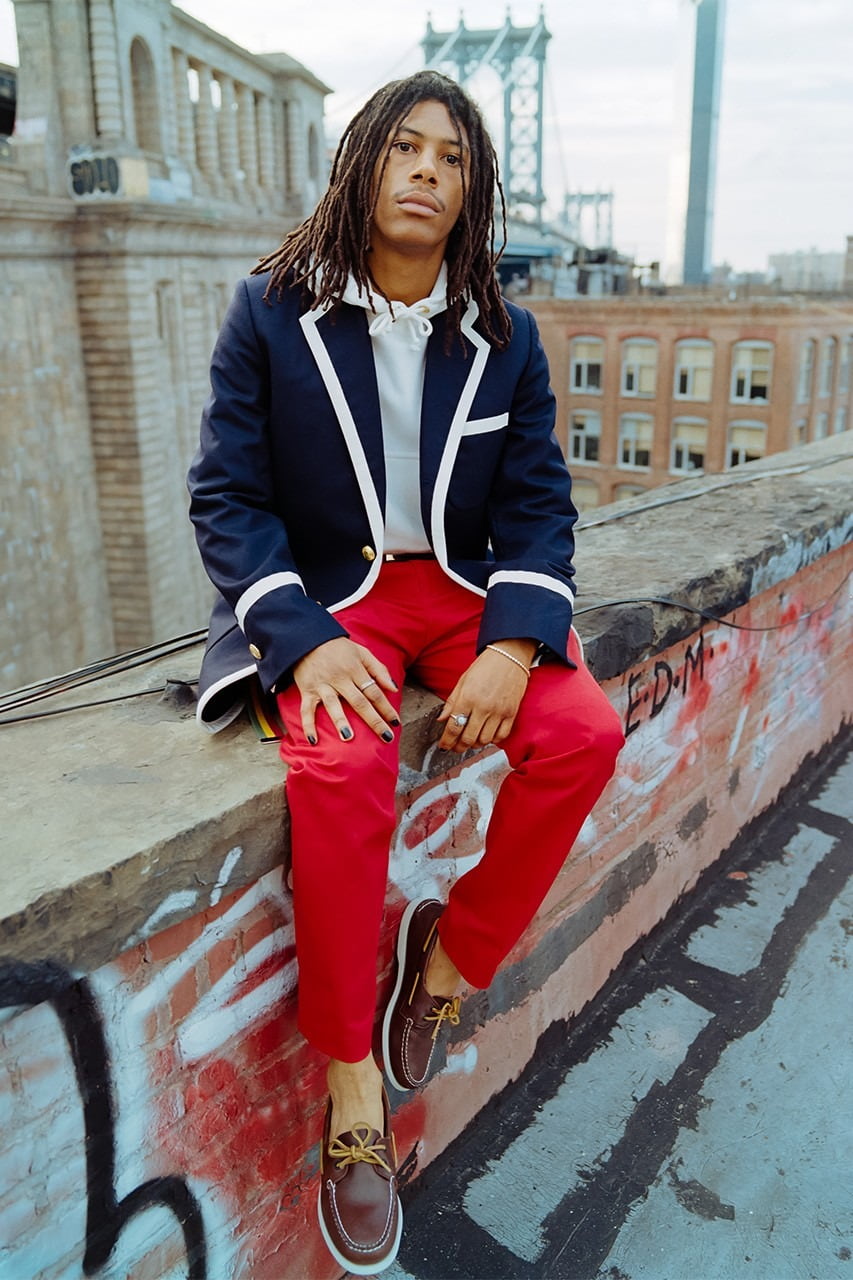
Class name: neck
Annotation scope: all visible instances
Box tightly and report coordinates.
[368,246,445,306]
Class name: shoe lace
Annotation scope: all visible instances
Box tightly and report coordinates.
[328,1125,393,1174]
[426,995,461,1041]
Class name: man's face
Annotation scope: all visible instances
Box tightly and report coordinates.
[369,99,469,260]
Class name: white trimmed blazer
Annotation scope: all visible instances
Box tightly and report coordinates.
[187,273,579,730]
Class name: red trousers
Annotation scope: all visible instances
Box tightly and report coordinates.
[276,560,624,1061]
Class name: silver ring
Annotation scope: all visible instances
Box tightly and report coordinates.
[359,679,378,692]
[453,713,469,727]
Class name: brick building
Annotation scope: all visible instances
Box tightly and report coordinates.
[528,294,853,511]
[1,0,328,690]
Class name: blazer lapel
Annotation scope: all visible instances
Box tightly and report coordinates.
[299,305,386,547]
[423,301,491,566]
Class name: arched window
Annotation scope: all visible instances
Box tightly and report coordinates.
[818,337,836,397]
[730,341,772,404]
[570,477,600,513]
[570,336,603,393]
[670,417,708,474]
[130,37,160,154]
[797,339,815,403]
[727,421,766,468]
[674,339,714,401]
[569,410,601,463]
[621,338,657,397]
[618,413,653,469]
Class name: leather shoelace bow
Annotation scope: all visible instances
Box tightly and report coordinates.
[426,995,461,1041]
[328,1125,393,1174]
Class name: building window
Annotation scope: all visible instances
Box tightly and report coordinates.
[794,419,808,446]
[814,412,829,440]
[730,342,772,403]
[621,339,657,397]
[834,405,849,434]
[728,421,766,467]
[674,339,713,401]
[797,339,815,403]
[619,414,653,469]
[839,337,852,394]
[569,410,601,463]
[571,337,603,393]
[130,37,160,154]
[613,483,647,502]
[570,478,601,512]
[818,337,836,397]
[670,418,708,474]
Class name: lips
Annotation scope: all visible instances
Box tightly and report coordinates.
[396,191,442,214]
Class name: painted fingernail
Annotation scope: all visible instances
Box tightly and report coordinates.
[341,727,353,740]
[307,735,317,746]
[381,730,393,742]
[390,717,401,727]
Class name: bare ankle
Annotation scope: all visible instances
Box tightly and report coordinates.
[424,936,463,997]
[327,1054,384,1137]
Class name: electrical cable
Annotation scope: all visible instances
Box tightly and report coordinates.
[0,571,847,728]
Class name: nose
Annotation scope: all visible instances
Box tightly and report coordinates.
[408,148,439,185]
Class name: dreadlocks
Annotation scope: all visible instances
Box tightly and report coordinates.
[252,70,512,350]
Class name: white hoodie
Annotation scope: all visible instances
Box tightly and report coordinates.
[341,264,449,553]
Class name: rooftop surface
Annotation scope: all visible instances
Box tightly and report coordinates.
[387,732,853,1280]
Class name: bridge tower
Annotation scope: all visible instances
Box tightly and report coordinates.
[422,9,550,227]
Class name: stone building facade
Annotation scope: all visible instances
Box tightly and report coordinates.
[528,294,853,511]
[1,0,328,690]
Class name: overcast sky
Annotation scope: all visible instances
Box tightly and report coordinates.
[2,0,851,271]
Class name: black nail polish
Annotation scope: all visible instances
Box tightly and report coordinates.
[307,735,317,746]
[381,730,393,742]
[341,727,353,740]
[390,718,401,727]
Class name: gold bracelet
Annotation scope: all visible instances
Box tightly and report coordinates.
[486,644,531,678]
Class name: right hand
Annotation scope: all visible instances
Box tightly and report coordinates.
[292,637,399,744]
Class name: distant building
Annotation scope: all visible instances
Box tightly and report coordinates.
[1,0,328,690]
[664,0,727,286]
[527,293,853,511]
[768,248,846,294]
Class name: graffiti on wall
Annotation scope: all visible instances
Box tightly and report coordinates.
[0,556,848,1279]
[623,631,713,737]
[0,961,206,1279]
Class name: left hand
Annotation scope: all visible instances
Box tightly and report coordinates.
[437,639,537,753]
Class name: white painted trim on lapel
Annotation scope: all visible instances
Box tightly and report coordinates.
[235,572,305,630]
[299,307,384,610]
[430,299,490,597]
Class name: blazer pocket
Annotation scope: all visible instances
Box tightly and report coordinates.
[462,412,509,436]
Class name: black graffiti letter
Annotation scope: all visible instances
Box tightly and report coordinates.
[682,632,706,699]
[650,661,674,718]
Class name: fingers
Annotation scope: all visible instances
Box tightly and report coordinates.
[300,685,353,745]
[293,638,402,744]
[437,708,510,754]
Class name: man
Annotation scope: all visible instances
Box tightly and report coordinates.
[188,70,624,1275]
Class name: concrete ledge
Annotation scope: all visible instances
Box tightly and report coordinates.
[1,435,850,975]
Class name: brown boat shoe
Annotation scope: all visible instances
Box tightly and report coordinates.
[381,898,462,1092]
[317,1087,402,1275]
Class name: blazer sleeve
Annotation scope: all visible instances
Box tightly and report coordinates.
[478,307,578,662]
[187,280,346,690]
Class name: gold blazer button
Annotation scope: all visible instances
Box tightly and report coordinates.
[249,643,262,660]
[361,545,377,562]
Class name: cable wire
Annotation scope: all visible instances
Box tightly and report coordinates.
[1,573,847,728]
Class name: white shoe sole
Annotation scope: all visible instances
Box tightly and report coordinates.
[381,898,423,1093]
[317,1186,403,1276]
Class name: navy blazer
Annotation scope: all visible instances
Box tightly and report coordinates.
[187,273,578,730]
